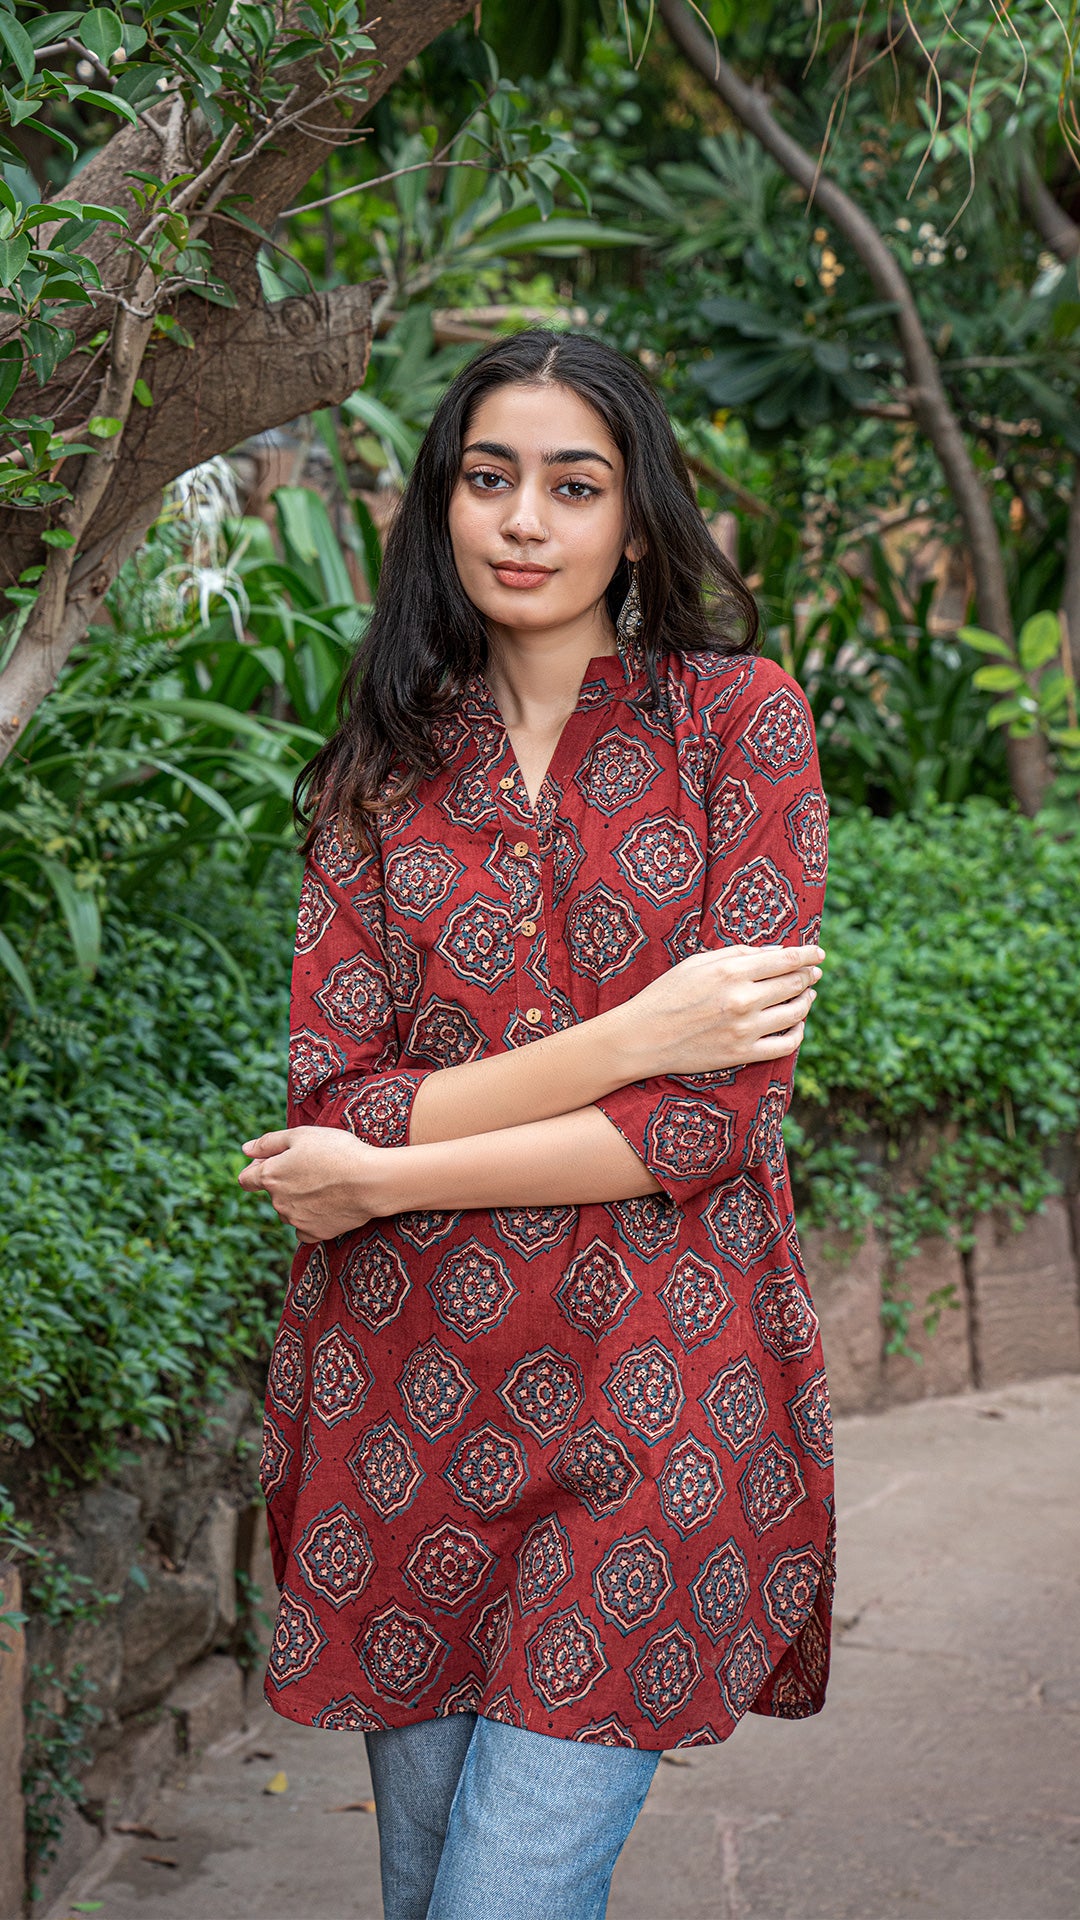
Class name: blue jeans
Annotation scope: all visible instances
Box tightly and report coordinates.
[365,1712,660,1920]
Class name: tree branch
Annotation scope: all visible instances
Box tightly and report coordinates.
[1018,153,1080,263]
[656,0,1051,815]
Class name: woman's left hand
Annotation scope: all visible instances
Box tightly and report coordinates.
[238,1126,383,1242]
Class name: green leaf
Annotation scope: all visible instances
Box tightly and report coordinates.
[38,859,101,977]
[1017,611,1061,673]
[67,84,139,124]
[41,527,76,547]
[80,9,125,65]
[0,927,37,1014]
[985,697,1028,727]
[0,341,21,410]
[957,625,1014,660]
[973,664,1026,693]
[0,10,36,85]
[0,234,29,286]
[88,415,122,438]
[132,377,152,407]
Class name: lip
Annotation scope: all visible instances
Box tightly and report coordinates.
[490,561,555,587]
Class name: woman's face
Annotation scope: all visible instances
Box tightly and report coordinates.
[448,380,639,644]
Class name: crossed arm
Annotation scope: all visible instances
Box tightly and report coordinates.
[239,943,823,1241]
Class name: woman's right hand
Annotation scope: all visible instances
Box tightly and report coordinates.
[612,943,824,1079]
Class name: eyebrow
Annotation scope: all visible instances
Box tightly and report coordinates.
[462,439,615,473]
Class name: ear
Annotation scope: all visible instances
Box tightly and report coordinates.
[624,537,646,563]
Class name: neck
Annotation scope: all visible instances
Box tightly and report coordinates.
[485,612,618,729]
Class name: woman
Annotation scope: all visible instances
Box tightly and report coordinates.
[239,328,832,1920]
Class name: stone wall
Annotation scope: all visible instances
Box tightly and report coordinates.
[804,1197,1080,1414]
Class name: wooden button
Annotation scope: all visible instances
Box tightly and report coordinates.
[520,919,537,938]
[524,1007,543,1025]
[499,774,515,789]
[513,840,530,857]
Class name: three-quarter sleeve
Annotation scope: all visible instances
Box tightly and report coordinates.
[287,820,430,1148]
[593,661,828,1207]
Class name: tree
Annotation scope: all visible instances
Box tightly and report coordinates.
[649,0,1080,813]
[0,1,485,764]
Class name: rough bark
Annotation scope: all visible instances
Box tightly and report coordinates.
[1019,155,1080,263]
[0,0,473,758]
[657,0,1052,815]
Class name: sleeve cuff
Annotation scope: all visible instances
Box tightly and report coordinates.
[300,1068,432,1148]
[594,1076,742,1207]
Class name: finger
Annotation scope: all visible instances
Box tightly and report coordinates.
[745,1019,806,1059]
[241,1129,292,1158]
[746,944,824,978]
[754,970,821,1013]
[758,987,816,1031]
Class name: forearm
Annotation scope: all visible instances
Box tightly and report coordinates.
[407,1004,648,1146]
[376,1105,662,1211]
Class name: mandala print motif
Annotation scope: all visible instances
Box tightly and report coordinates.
[267,1325,304,1419]
[387,927,422,1009]
[706,775,760,858]
[314,1696,384,1731]
[751,1269,820,1361]
[444,1425,528,1518]
[739,1438,808,1536]
[690,1538,751,1644]
[604,1341,685,1445]
[659,1250,735,1350]
[347,1418,424,1520]
[341,1076,419,1148]
[384,841,464,919]
[428,1239,517,1341]
[486,1687,526,1727]
[312,953,394,1043]
[310,1327,372,1426]
[288,1027,345,1103]
[676,731,710,802]
[439,1673,485,1716]
[738,687,814,783]
[468,1592,512,1675]
[267,1590,327,1690]
[439,766,499,830]
[574,729,661,814]
[593,1530,674,1635]
[644,1095,733,1185]
[744,1085,788,1180]
[614,813,705,906]
[786,1371,833,1468]
[492,1206,577,1260]
[703,1176,782,1272]
[664,908,703,965]
[298,1413,321,1492]
[629,1623,702,1727]
[551,820,585,904]
[674,1724,723,1748]
[608,1194,681,1262]
[409,995,487,1067]
[551,1422,642,1518]
[564,883,648,984]
[770,1666,816,1719]
[289,1241,331,1320]
[516,1515,574,1614]
[404,1522,495,1614]
[763,1546,822,1640]
[526,1607,609,1710]
[340,1234,411,1331]
[657,1435,726,1537]
[350,888,387,954]
[294,873,337,953]
[356,1604,447,1705]
[395,1210,459,1252]
[784,788,829,884]
[556,1241,639,1338]
[713,856,798,945]
[498,1348,583,1444]
[397,1340,477,1441]
[258,1414,291,1500]
[794,1607,829,1693]
[576,1716,638,1748]
[718,1622,771,1717]
[311,819,371,886]
[435,896,515,993]
[701,1355,768,1458]
[295,1505,375,1610]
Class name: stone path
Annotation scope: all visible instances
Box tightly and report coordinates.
[47,1375,1080,1920]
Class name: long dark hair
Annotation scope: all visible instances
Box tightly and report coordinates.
[295,327,759,851]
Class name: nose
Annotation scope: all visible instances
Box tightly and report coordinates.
[499,476,548,543]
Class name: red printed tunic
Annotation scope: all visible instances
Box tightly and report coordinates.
[260,643,834,1748]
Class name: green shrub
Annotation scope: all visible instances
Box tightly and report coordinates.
[790,799,1080,1256]
[0,859,299,1479]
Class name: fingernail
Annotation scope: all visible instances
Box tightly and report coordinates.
[811,966,822,981]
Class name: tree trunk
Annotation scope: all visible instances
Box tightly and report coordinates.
[657,0,1052,816]
[0,0,474,761]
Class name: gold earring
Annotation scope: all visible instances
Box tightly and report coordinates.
[616,560,643,646]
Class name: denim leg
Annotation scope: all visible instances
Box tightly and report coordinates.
[426,1715,660,1920]
[365,1712,477,1920]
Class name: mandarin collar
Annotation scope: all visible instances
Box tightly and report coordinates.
[460,635,648,727]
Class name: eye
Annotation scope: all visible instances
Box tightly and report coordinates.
[465,466,509,491]
[556,478,600,501]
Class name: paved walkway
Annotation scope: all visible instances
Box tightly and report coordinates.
[48,1375,1080,1920]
